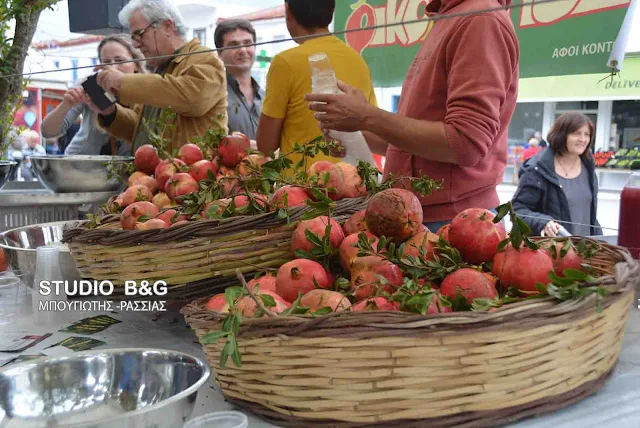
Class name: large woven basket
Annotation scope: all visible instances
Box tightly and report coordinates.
[182,239,640,427]
[62,197,366,301]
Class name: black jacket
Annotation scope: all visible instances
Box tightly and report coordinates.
[513,148,602,236]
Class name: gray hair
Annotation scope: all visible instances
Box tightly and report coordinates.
[119,0,188,38]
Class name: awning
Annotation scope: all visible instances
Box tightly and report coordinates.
[518,55,640,101]
[335,0,635,88]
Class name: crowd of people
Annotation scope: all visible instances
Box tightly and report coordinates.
[6,0,599,237]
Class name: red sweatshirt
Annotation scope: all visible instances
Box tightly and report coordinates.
[383,0,520,222]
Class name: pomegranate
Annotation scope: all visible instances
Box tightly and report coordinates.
[165,173,199,201]
[156,209,187,225]
[238,154,267,177]
[152,192,172,210]
[205,293,229,312]
[131,175,158,194]
[291,216,345,255]
[493,245,555,293]
[403,231,439,261]
[190,160,218,182]
[219,134,250,167]
[343,210,368,235]
[135,219,169,230]
[201,199,232,219]
[218,165,236,176]
[177,143,204,165]
[246,274,277,293]
[127,171,148,187]
[171,220,191,227]
[121,184,153,207]
[134,144,160,174]
[449,208,507,264]
[351,297,399,312]
[301,289,351,312]
[120,202,159,230]
[549,242,584,276]
[336,162,367,198]
[276,259,333,303]
[440,268,498,305]
[365,189,423,243]
[436,224,450,241]
[339,232,378,271]
[426,293,453,314]
[350,256,403,301]
[233,193,268,211]
[218,176,241,197]
[236,290,290,317]
[155,158,186,192]
[307,161,345,201]
[269,186,309,209]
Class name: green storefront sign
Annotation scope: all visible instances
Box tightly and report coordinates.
[335,0,631,88]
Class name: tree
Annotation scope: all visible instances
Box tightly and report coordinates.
[0,0,59,157]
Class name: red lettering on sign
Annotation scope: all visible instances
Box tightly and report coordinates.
[519,0,629,28]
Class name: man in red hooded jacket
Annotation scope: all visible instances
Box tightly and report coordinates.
[307,0,520,231]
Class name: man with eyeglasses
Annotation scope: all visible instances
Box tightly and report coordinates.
[94,0,228,152]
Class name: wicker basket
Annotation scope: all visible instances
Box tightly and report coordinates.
[62,197,366,301]
[182,239,640,427]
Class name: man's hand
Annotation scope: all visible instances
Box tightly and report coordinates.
[541,221,561,237]
[62,87,85,107]
[96,69,125,94]
[84,94,116,116]
[305,81,374,133]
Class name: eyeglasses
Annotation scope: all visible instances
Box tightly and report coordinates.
[131,22,157,42]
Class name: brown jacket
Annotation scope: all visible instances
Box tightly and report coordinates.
[102,38,228,151]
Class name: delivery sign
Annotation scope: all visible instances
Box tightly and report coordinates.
[336,0,631,87]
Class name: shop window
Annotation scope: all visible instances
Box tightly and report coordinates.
[507,102,544,146]
[194,28,206,43]
[556,101,599,111]
[612,100,640,149]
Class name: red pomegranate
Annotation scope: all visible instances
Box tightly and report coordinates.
[449,208,507,264]
[440,268,498,305]
[291,216,345,255]
[492,245,555,293]
[343,210,367,235]
[351,297,399,312]
[549,242,584,276]
[300,289,351,312]
[269,186,309,209]
[350,256,403,301]
[276,259,333,303]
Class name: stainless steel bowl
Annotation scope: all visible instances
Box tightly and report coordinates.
[0,161,17,190]
[29,155,133,193]
[0,348,211,428]
[0,221,83,286]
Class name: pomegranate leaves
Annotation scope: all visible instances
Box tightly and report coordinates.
[355,161,444,197]
[391,278,442,315]
[494,202,539,252]
[301,190,336,221]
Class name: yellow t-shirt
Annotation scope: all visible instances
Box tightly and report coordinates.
[261,36,377,169]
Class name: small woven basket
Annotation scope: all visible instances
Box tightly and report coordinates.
[182,239,640,427]
[62,197,366,301]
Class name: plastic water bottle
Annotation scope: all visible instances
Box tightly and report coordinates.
[309,53,376,167]
[32,246,67,324]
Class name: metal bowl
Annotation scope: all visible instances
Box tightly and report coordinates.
[0,348,211,428]
[29,155,133,193]
[0,221,83,286]
[0,161,17,190]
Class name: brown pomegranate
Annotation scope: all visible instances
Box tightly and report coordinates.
[238,154,267,177]
[350,256,403,301]
[336,162,367,198]
[403,231,439,261]
[307,161,345,201]
[236,290,291,317]
[121,185,153,207]
[121,202,159,230]
[351,297,399,312]
[364,188,423,243]
[449,208,507,264]
[338,232,378,271]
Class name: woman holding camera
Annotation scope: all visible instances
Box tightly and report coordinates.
[41,35,145,156]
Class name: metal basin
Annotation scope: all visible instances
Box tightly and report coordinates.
[0,221,83,286]
[0,348,211,428]
[29,155,133,193]
[0,161,17,190]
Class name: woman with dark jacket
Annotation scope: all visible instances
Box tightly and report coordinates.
[513,112,603,237]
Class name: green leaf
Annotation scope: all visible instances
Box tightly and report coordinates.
[260,294,277,308]
[561,268,588,281]
[493,203,511,224]
[228,335,242,367]
[220,339,233,368]
[497,238,509,252]
[561,240,572,258]
[225,286,246,308]
[311,307,333,316]
[200,331,229,344]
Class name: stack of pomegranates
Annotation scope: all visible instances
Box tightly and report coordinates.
[206,188,587,316]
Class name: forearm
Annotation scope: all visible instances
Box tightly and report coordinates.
[362,106,457,164]
[41,103,72,137]
[362,131,388,156]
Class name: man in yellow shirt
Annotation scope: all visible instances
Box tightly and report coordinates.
[256,0,377,167]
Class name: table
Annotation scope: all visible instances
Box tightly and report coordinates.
[1,296,639,427]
